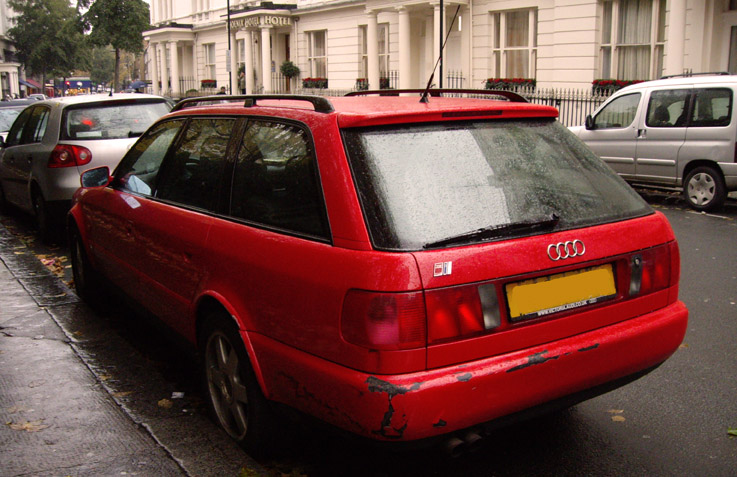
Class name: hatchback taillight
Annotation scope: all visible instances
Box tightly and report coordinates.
[48,144,92,168]
[629,242,678,297]
[426,284,501,344]
[341,290,426,350]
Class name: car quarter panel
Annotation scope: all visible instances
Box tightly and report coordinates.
[199,220,426,374]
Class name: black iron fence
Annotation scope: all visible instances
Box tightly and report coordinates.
[520,87,613,127]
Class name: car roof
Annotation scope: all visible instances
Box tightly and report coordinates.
[618,74,737,92]
[167,92,560,128]
[36,93,169,107]
[0,99,36,108]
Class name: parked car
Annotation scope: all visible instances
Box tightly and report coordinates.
[569,73,737,211]
[0,93,171,241]
[68,92,688,456]
[0,98,36,141]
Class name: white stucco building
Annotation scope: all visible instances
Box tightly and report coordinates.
[143,0,737,97]
[0,0,21,98]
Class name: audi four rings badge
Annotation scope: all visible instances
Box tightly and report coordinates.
[547,240,585,261]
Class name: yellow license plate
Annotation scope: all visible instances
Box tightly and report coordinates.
[506,264,616,321]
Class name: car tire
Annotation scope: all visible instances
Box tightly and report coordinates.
[200,312,279,457]
[32,190,55,244]
[683,166,726,212]
[0,182,9,215]
[69,224,104,304]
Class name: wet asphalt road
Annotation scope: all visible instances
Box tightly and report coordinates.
[1,190,736,476]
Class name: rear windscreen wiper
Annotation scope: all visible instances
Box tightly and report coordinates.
[423,213,560,249]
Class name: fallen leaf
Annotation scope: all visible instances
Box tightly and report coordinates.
[112,391,132,398]
[7,420,49,432]
[728,428,737,437]
[607,409,624,414]
[611,415,626,422]
[158,398,173,409]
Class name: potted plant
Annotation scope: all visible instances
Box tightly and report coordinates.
[592,79,643,95]
[280,61,300,92]
[355,78,368,91]
[484,78,536,91]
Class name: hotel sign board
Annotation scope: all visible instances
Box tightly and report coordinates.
[230,15,292,30]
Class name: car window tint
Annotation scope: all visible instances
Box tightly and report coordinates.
[5,106,33,147]
[231,120,329,239]
[155,118,233,211]
[63,101,170,140]
[24,106,49,143]
[691,88,732,127]
[114,119,184,196]
[594,93,641,129]
[645,89,690,128]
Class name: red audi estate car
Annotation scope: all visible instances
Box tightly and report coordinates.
[68,91,688,455]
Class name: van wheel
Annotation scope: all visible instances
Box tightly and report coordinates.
[683,166,726,212]
[201,312,278,457]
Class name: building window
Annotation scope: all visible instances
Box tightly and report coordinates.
[359,24,389,78]
[204,43,216,80]
[600,0,666,81]
[308,30,327,78]
[490,9,537,79]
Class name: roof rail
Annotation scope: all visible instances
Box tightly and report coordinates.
[659,71,732,79]
[345,89,528,103]
[170,94,335,113]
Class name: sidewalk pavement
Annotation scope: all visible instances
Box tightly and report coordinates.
[0,223,262,476]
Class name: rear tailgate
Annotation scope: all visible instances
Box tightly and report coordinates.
[412,212,678,369]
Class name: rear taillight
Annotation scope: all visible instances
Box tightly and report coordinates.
[628,242,678,297]
[426,284,501,344]
[341,290,426,350]
[48,144,92,168]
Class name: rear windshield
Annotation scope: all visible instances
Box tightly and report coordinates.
[62,100,170,140]
[343,119,652,251]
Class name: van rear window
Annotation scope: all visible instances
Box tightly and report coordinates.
[343,119,652,251]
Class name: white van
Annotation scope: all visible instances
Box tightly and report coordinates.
[570,74,737,211]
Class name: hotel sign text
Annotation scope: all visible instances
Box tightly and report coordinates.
[230,15,292,30]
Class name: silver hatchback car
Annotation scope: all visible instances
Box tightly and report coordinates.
[0,94,171,241]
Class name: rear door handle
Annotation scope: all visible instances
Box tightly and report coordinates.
[637,129,647,139]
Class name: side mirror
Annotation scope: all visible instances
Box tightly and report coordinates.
[585,115,595,130]
[80,166,111,188]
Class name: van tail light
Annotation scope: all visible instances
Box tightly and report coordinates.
[48,144,92,168]
[628,242,679,297]
[341,291,426,350]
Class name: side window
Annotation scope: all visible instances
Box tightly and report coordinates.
[114,119,184,196]
[593,93,641,129]
[691,88,732,127]
[646,89,690,128]
[156,118,233,211]
[5,107,33,147]
[231,120,329,239]
[21,106,50,143]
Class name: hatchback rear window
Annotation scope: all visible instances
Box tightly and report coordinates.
[343,119,652,251]
[62,100,170,140]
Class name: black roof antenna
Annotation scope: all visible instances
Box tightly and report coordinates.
[420,4,461,104]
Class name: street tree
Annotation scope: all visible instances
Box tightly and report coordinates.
[8,0,89,92]
[82,0,150,92]
[89,46,115,87]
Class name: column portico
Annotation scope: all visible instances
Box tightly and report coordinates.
[261,25,273,92]
[169,41,180,98]
[151,43,161,95]
[367,10,380,90]
[398,7,411,89]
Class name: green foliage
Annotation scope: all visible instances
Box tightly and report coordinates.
[280,61,300,78]
[8,0,88,78]
[83,0,151,54]
[89,47,115,85]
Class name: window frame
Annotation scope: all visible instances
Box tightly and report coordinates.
[489,8,537,79]
[204,43,217,80]
[307,30,327,78]
[599,0,666,81]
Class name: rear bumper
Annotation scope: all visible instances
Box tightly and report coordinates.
[249,300,688,442]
